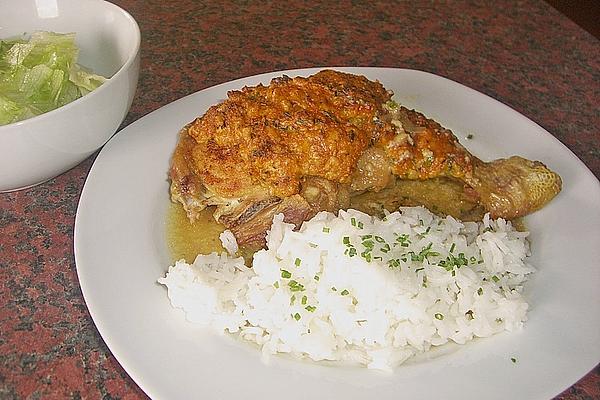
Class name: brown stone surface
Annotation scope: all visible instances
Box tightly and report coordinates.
[1,0,598,398]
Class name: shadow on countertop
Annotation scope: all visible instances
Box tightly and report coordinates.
[545,0,600,38]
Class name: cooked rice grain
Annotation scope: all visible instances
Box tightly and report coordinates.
[158,207,534,370]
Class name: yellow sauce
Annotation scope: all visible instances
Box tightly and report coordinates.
[512,218,526,232]
[166,202,226,263]
[166,181,526,264]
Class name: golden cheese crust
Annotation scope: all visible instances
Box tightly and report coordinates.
[185,69,395,199]
[382,106,474,181]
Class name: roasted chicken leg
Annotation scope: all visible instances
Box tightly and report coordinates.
[169,70,561,247]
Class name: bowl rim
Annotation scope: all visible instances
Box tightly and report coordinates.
[0,0,141,132]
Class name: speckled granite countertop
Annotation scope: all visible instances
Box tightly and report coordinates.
[1,0,598,398]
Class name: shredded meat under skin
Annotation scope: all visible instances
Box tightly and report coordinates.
[170,70,561,248]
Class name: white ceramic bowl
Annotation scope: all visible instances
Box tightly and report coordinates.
[0,0,140,192]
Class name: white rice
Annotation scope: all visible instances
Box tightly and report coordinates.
[158,207,534,371]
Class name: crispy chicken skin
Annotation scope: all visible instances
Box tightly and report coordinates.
[170,70,561,247]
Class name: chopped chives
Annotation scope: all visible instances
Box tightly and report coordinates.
[288,280,305,292]
[294,313,301,321]
[280,269,292,279]
[434,313,444,320]
[295,258,301,267]
[395,234,410,246]
[322,227,330,233]
[341,289,349,296]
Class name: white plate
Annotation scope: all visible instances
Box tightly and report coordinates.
[75,67,600,400]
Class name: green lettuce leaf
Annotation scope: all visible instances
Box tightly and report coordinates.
[0,31,107,125]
